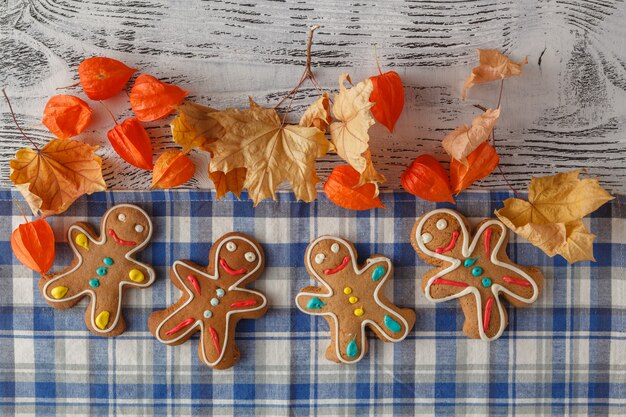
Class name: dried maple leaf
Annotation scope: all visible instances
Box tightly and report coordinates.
[78,57,137,100]
[171,102,224,152]
[10,139,107,217]
[442,107,500,164]
[152,149,195,189]
[130,74,188,122]
[369,70,404,133]
[462,49,528,98]
[495,170,614,263]
[300,93,332,132]
[209,168,247,199]
[207,99,328,205]
[42,95,93,139]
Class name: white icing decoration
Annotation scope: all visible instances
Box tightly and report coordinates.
[117,213,126,222]
[154,235,266,367]
[203,310,212,318]
[216,288,225,298]
[226,241,237,252]
[42,204,155,334]
[331,243,340,253]
[436,219,448,230]
[414,208,540,342]
[315,253,325,264]
[210,297,219,306]
[134,224,144,233]
[295,236,411,364]
[245,251,256,262]
[421,233,433,244]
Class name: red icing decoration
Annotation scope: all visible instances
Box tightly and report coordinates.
[209,326,221,355]
[435,230,459,254]
[432,278,469,288]
[502,276,531,287]
[165,317,195,336]
[230,299,257,308]
[324,255,350,275]
[484,227,492,259]
[483,297,494,331]
[219,258,247,275]
[108,229,137,246]
[187,274,201,295]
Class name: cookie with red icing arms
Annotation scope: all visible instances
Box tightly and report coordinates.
[148,232,268,370]
[296,236,415,364]
[411,208,544,341]
[39,204,155,337]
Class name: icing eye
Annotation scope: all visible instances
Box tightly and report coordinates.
[134,224,144,233]
[315,253,325,264]
[226,241,237,252]
[331,243,340,253]
[436,219,448,230]
[244,251,256,262]
[421,233,433,244]
[117,213,126,222]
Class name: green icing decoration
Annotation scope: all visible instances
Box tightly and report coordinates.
[471,267,483,277]
[103,257,114,266]
[482,277,492,288]
[346,339,358,358]
[464,258,478,267]
[96,267,108,276]
[371,266,385,281]
[384,315,402,333]
[306,297,326,310]
[89,279,100,288]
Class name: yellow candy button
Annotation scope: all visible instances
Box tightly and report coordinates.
[353,308,364,317]
[95,311,110,330]
[50,286,68,299]
[343,287,352,295]
[128,269,144,283]
[75,233,89,250]
[349,296,358,304]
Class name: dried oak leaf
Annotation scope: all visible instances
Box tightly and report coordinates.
[171,102,224,152]
[42,95,93,139]
[78,57,137,100]
[207,99,329,205]
[329,73,384,189]
[495,170,614,263]
[442,107,500,164]
[130,74,188,122]
[10,139,107,217]
[300,93,332,132]
[462,49,528,98]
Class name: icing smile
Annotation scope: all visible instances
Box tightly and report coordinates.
[108,229,137,246]
[324,255,350,275]
[219,258,246,275]
[435,230,459,254]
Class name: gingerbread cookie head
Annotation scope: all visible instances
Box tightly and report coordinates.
[411,209,544,341]
[296,236,416,364]
[148,232,268,370]
[39,204,155,337]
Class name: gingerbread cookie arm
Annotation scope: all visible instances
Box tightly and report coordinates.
[295,286,332,314]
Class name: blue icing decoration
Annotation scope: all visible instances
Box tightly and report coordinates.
[96,267,107,276]
[482,277,492,288]
[346,339,358,358]
[89,279,100,288]
[103,257,114,266]
[471,267,483,277]
[384,315,402,333]
[371,266,385,281]
[463,258,478,267]
[306,297,326,310]
[210,298,219,306]
[216,288,225,298]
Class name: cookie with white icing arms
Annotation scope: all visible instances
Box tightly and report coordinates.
[148,232,268,370]
[39,204,155,337]
[296,236,415,364]
[411,209,544,341]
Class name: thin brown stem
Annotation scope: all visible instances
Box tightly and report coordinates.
[55,81,80,90]
[100,101,118,125]
[2,89,40,151]
[12,198,29,223]
[489,80,520,196]
[373,44,383,75]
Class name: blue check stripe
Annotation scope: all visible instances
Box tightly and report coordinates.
[0,189,624,417]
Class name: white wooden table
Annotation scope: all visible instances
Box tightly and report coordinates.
[2,0,625,192]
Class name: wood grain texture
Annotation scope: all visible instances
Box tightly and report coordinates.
[1,0,625,193]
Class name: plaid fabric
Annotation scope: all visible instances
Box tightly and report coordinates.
[0,189,624,417]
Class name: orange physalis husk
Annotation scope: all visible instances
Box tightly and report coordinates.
[130,74,188,122]
[450,142,500,194]
[151,149,195,189]
[78,57,137,100]
[11,218,55,274]
[401,154,455,203]
[42,95,93,139]
[107,117,154,170]
[369,70,404,132]
[324,165,384,210]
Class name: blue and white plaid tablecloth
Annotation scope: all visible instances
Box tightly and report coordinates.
[0,189,624,416]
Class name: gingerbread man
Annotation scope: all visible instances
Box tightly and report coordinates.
[148,232,268,370]
[296,236,415,364]
[411,208,544,341]
[39,204,155,337]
